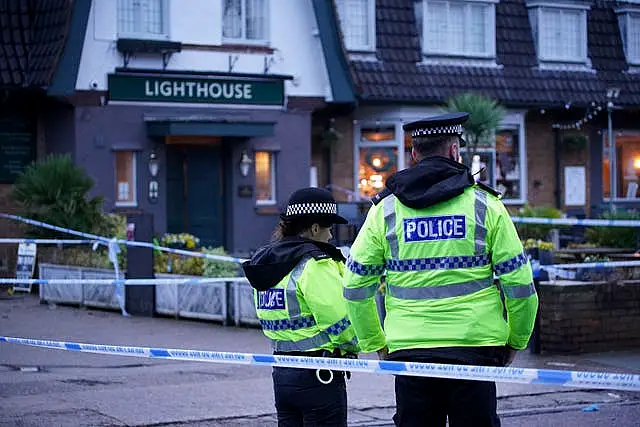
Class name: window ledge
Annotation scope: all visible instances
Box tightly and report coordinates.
[347,52,378,62]
[625,64,640,74]
[255,205,279,215]
[418,56,501,68]
[537,61,595,73]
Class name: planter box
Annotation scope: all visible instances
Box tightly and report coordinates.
[155,275,247,323]
[231,280,259,327]
[39,263,124,310]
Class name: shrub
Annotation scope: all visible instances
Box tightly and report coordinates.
[203,247,241,278]
[585,210,640,249]
[12,155,104,238]
[515,204,564,241]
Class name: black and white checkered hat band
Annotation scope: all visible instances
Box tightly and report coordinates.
[286,202,337,217]
[411,124,464,137]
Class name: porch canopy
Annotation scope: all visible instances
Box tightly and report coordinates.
[144,115,276,137]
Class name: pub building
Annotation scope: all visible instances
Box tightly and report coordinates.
[0,0,345,256]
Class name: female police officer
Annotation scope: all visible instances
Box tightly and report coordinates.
[242,187,359,427]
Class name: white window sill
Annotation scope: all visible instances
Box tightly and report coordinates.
[418,55,501,68]
[117,33,170,41]
[537,60,595,73]
[115,202,138,208]
[256,200,277,206]
[347,52,378,62]
[222,38,270,47]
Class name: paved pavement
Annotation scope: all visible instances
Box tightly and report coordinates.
[1,292,639,426]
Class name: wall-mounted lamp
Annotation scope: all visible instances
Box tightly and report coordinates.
[148,152,159,178]
[239,150,253,177]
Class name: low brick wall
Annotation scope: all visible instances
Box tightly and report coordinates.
[538,280,640,354]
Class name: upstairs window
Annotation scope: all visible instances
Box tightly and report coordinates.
[336,0,376,52]
[117,0,168,39]
[415,0,497,58]
[528,1,589,64]
[618,8,640,65]
[223,0,269,44]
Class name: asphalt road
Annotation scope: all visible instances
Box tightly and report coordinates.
[1,293,639,426]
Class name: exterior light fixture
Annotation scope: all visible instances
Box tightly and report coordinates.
[239,150,253,177]
[148,152,159,177]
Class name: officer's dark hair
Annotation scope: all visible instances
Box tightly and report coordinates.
[271,217,333,241]
[412,134,459,159]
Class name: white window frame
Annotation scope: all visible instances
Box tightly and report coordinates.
[336,0,377,52]
[418,0,498,59]
[616,5,640,66]
[527,1,590,64]
[255,151,277,206]
[222,0,270,46]
[117,0,170,40]
[115,151,138,208]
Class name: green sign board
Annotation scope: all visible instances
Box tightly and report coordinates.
[108,74,285,106]
[0,116,36,184]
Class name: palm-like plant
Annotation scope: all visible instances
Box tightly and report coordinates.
[446,93,506,168]
[12,155,104,238]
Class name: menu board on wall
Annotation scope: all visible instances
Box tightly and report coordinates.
[0,116,36,183]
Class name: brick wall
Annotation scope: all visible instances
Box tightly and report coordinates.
[525,114,556,207]
[538,281,640,354]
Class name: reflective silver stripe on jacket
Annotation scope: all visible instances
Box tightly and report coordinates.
[286,257,311,319]
[384,195,399,259]
[385,278,494,300]
[343,282,379,301]
[271,316,354,352]
[502,282,537,299]
[474,189,488,255]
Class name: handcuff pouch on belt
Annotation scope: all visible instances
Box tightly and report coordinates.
[315,349,357,385]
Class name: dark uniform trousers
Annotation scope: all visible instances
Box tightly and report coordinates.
[272,366,347,427]
[392,350,506,427]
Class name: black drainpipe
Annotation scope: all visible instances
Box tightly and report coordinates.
[554,127,562,209]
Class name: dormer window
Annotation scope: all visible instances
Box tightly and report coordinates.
[527,1,590,65]
[117,0,168,39]
[617,5,640,65]
[335,0,376,52]
[414,0,498,58]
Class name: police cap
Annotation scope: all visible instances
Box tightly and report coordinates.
[281,187,348,225]
[403,112,469,147]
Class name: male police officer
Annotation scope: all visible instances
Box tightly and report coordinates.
[343,112,538,427]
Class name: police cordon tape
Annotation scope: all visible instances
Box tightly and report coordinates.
[0,213,247,264]
[1,336,639,392]
[510,216,640,227]
[0,278,248,287]
[0,238,96,245]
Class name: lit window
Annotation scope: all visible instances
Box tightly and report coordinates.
[618,9,640,65]
[415,0,496,58]
[223,0,269,44]
[603,133,640,199]
[357,126,398,199]
[335,0,376,52]
[117,0,167,38]
[255,151,276,204]
[115,151,137,206]
[528,2,589,63]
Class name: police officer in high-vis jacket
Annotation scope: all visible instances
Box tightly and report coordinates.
[343,113,539,427]
[243,187,359,427]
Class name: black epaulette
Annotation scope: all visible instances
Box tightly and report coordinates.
[371,188,392,205]
[475,182,502,198]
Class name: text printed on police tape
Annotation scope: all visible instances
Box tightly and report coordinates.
[404,215,466,243]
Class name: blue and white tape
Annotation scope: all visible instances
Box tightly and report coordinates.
[0,239,96,245]
[0,278,249,287]
[1,336,638,392]
[510,216,640,227]
[0,213,247,264]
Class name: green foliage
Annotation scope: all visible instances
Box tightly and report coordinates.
[523,239,554,251]
[203,247,241,278]
[585,210,640,249]
[446,93,506,165]
[515,204,564,241]
[153,253,204,276]
[12,155,104,238]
